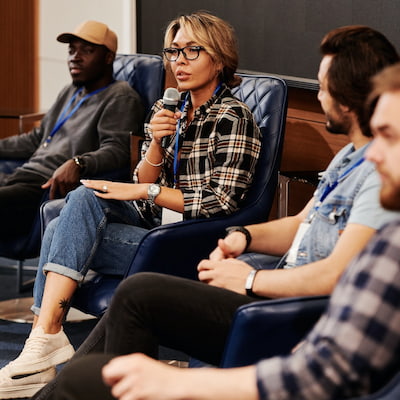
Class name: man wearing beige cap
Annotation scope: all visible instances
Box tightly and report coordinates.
[57,20,118,53]
[0,20,143,242]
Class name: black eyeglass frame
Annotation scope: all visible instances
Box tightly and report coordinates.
[163,45,205,61]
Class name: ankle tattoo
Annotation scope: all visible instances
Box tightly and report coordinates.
[58,298,71,323]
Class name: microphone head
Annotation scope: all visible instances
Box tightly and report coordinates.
[163,87,180,107]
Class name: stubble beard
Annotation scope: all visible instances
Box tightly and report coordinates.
[380,182,400,211]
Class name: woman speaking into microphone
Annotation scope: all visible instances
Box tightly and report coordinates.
[0,10,262,398]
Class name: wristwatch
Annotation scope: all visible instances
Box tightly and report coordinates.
[148,183,161,202]
[245,269,259,297]
[225,226,252,251]
[73,156,86,170]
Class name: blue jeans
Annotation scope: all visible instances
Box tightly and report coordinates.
[238,252,282,270]
[32,186,156,315]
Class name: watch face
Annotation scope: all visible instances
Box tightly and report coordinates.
[74,157,84,169]
[149,184,160,195]
[148,184,161,200]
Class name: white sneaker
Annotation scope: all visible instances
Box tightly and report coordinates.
[5,326,75,377]
[0,366,56,399]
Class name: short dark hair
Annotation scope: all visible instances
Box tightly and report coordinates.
[320,25,399,137]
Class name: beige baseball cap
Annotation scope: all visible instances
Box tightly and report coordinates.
[57,20,117,53]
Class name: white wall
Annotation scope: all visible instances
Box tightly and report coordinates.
[39,0,136,110]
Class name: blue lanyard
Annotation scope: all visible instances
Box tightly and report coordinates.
[43,82,114,148]
[172,83,222,187]
[315,157,365,208]
[173,94,188,187]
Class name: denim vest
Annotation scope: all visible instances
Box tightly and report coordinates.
[284,143,374,268]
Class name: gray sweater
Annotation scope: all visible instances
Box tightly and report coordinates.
[0,80,144,179]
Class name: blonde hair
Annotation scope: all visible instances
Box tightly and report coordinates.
[163,11,241,88]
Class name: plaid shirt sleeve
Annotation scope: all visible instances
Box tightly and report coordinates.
[256,220,400,400]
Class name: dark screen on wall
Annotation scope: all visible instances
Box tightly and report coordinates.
[136,0,400,89]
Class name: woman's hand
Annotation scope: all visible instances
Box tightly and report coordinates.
[80,179,148,201]
[149,109,181,146]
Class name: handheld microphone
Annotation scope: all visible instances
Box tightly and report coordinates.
[161,87,180,148]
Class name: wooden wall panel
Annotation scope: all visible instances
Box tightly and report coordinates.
[269,87,350,219]
[282,87,349,172]
[282,110,349,172]
[0,0,39,138]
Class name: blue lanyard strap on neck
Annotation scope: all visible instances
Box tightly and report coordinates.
[316,156,365,207]
[43,82,114,148]
[173,93,189,187]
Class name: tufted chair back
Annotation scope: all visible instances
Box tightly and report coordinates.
[113,53,164,115]
[231,74,287,217]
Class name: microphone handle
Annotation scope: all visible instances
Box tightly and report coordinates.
[161,104,177,148]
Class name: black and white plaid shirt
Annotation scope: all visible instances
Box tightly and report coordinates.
[257,219,400,399]
[133,84,261,220]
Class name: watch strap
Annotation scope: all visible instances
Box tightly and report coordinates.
[225,225,252,251]
[148,183,161,202]
[73,156,86,172]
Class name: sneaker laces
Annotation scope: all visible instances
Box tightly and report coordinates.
[21,335,48,356]
[3,336,48,369]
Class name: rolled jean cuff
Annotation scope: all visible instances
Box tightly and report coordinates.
[31,263,83,316]
[30,304,41,316]
[43,262,84,283]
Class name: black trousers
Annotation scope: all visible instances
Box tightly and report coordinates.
[0,169,47,239]
[37,272,260,400]
[53,354,115,400]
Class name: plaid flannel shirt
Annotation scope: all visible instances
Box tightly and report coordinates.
[257,219,400,399]
[133,84,261,220]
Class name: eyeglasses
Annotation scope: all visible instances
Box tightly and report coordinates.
[163,46,205,61]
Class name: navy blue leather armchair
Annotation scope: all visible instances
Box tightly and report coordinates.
[221,296,400,399]
[0,53,164,292]
[221,295,329,368]
[41,73,288,317]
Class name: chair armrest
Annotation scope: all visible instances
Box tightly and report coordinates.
[125,217,229,280]
[72,274,121,317]
[40,198,66,236]
[19,112,45,134]
[221,295,329,368]
[125,181,277,280]
[126,201,270,280]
